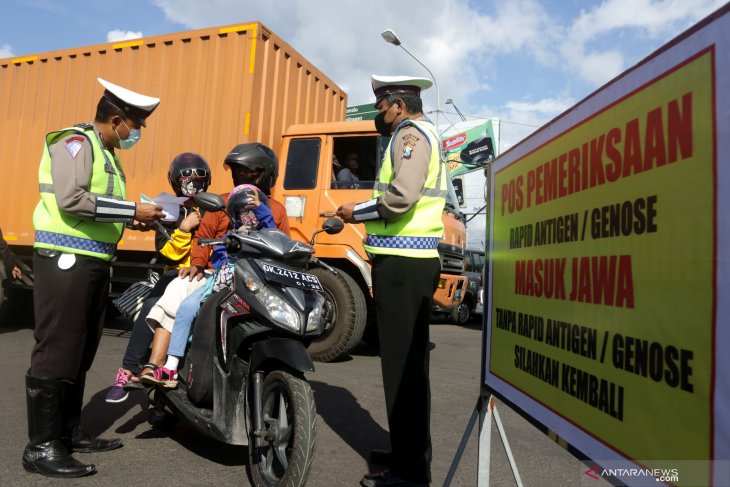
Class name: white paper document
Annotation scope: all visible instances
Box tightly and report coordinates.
[140,192,189,222]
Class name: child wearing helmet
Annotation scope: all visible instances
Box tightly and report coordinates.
[168,152,212,198]
[105,152,211,403]
[228,183,273,230]
[157,153,211,269]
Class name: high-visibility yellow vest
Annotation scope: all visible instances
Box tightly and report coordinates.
[364,119,446,258]
[33,125,127,260]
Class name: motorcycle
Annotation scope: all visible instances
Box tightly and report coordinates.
[147,191,344,487]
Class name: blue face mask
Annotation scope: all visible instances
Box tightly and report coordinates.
[114,119,142,150]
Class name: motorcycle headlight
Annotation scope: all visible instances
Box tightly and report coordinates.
[257,287,301,332]
[239,266,300,332]
[306,293,325,332]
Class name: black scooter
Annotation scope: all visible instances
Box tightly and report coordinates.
[148,192,344,487]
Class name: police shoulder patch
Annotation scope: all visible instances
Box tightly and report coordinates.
[403,145,414,159]
[64,136,86,159]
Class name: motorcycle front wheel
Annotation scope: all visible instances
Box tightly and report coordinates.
[248,370,316,487]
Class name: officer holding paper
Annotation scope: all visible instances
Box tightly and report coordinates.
[24,78,163,478]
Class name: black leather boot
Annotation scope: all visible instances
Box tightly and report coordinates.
[62,374,123,453]
[22,375,96,478]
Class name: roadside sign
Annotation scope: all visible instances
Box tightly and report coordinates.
[483,6,730,486]
[346,103,378,121]
[443,120,496,177]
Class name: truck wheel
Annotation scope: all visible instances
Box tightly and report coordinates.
[306,268,366,362]
[451,300,472,325]
[248,371,316,487]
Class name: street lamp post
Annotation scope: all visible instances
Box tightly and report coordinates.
[445,98,466,121]
[381,28,441,133]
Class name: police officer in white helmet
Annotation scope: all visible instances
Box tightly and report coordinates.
[23,78,164,478]
[338,75,446,487]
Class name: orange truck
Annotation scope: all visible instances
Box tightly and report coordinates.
[0,22,467,361]
[0,21,346,297]
[271,121,468,361]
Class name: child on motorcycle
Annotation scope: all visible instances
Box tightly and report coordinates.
[105,153,211,403]
[141,184,275,387]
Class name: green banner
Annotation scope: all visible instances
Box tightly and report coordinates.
[346,103,378,121]
[442,120,495,177]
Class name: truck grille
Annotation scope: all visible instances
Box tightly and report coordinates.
[438,243,465,274]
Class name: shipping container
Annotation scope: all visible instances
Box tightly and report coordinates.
[0,21,347,252]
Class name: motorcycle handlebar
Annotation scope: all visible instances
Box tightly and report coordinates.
[199,238,225,247]
[199,235,242,253]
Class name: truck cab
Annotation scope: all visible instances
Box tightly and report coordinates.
[271,121,468,362]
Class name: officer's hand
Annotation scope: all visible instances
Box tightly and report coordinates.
[11,265,21,279]
[179,211,201,232]
[135,203,164,224]
[336,203,356,223]
[179,265,205,281]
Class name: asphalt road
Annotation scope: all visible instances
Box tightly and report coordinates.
[0,297,606,487]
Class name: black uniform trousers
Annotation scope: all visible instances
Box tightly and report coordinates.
[30,250,111,380]
[372,254,441,484]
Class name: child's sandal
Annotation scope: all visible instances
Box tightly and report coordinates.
[138,363,158,379]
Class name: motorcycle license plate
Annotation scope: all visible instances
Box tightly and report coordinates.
[259,262,323,291]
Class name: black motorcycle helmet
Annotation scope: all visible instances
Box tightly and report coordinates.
[168,152,212,197]
[224,143,279,195]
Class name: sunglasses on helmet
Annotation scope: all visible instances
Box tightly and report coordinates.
[179,168,208,177]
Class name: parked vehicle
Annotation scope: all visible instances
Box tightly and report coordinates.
[272,122,468,361]
[450,248,485,324]
[147,192,344,487]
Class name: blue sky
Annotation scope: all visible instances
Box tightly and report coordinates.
[1,0,724,150]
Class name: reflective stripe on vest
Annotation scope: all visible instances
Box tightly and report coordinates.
[364,119,446,258]
[33,126,126,260]
[366,235,441,250]
[35,230,117,256]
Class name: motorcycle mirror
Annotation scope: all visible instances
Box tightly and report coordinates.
[322,217,344,235]
[193,192,226,212]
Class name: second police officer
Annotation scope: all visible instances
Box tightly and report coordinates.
[338,75,446,487]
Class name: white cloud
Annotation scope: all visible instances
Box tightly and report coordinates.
[471,96,575,152]
[150,0,722,150]
[106,30,144,43]
[580,50,625,86]
[152,0,556,114]
[0,43,14,59]
[504,97,575,116]
[561,0,725,87]
[571,0,725,41]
